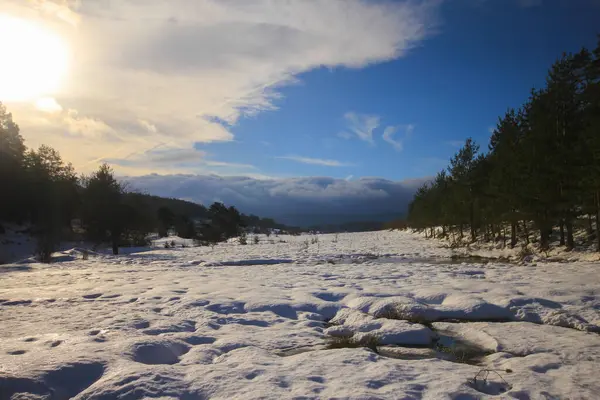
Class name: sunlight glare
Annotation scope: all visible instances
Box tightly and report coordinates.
[0,14,70,102]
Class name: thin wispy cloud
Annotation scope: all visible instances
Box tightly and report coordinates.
[3,0,439,174]
[103,147,257,175]
[382,124,414,151]
[277,155,353,167]
[445,140,464,148]
[342,112,381,145]
[337,131,353,140]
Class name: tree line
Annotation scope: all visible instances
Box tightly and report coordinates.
[0,102,291,261]
[407,37,600,251]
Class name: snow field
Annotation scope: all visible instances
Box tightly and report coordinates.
[0,230,599,399]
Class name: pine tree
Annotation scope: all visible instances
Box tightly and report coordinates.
[81,164,127,255]
[157,206,175,237]
[0,103,27,223]
[448,138,480,242]
[23,145,79,262]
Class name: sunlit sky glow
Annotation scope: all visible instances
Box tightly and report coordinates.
[0,0,598,182]
[0,13,69,102]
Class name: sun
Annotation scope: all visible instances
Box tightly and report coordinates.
[0,14,70,102]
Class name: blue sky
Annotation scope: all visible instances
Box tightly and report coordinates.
[3,0,598,219]
[3,0,599,183]
[192,0,599,181]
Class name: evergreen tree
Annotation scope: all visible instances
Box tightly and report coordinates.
[447,138,480,242]
[81,164,128,255]
[407,37,600,252]
[23,145,79,261]
[157,206,175,237]
[0,103,27,224]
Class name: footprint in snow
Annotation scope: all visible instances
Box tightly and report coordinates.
[83,293,102,299]
[307,376,325,384]
[102,294,121,299]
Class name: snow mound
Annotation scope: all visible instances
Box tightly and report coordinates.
[348,295,513,322]
[326,308,435,346]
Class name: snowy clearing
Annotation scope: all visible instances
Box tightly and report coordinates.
[1,231,599,399]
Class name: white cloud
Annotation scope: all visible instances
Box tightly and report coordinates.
[342,112,381,144]
[102,147,257,176]
[138,119,158,134]
[277,155,353,167]
[35,97,62,113]
[203,160,257,170]
[382,124,414,151]
[1,0,438,173]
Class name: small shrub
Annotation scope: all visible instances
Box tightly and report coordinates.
[82,250,89,260]
[36,242,54,263]
[171,240,176,247]
[518,245,534,261]
[238,232,248,245]
[253,235,260,245]
[164,242,170,249]
[36,231,57,263]
[449,239,461,249]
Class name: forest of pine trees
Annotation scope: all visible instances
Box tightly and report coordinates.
[407,38,600,252]
[0,102,279,261]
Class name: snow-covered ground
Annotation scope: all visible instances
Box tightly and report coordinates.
[1,231,599,399]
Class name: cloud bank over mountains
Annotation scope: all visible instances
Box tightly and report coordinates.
[126,174,426,226]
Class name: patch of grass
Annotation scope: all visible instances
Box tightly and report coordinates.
[518,245,534,261]
[433,333,495,365]
[326,335,380,353]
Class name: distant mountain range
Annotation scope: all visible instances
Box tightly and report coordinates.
[126,174,423,228]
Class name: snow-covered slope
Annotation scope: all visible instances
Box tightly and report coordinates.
[1,231,599,399]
